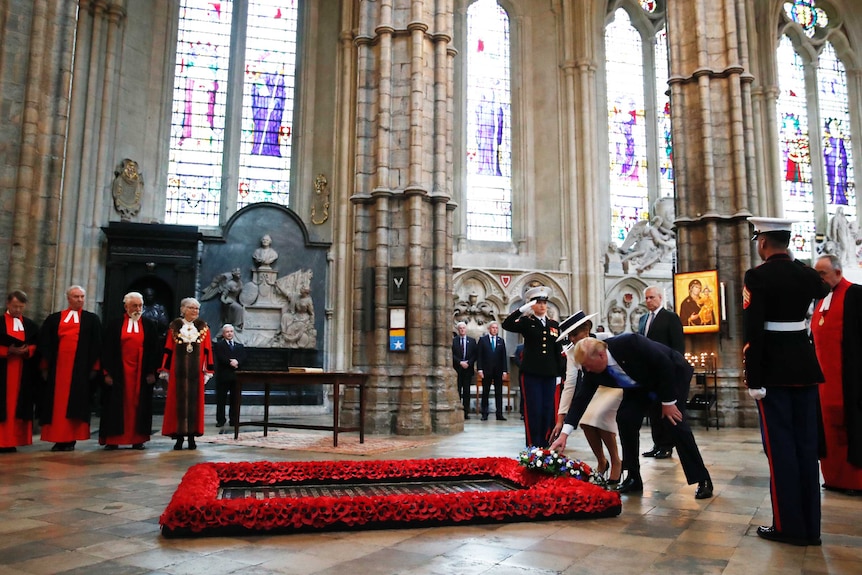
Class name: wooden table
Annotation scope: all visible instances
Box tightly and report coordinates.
[232,371,367,446]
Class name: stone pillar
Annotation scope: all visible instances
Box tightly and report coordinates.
[56,0,127,312]
[666,0,756,425]
[2,0,77,317]
[351,0,460,435]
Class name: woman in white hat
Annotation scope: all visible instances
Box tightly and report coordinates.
[552,311,622,484]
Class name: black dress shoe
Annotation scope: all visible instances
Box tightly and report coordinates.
[615,476,644,494]
[0,447,17,453]
[104,445,119,451]
[173,438,183,451]
[756,526,820,546]
[188,437,197,450]
[642,447,660,457]
[695,479,714,499]
[496,416,507,421]
[481,414,488,421]
[215,420,226,428]
[132,443,145,450]
[653,448,673,459]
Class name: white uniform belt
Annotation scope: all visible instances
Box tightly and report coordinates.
[764,320,806,332]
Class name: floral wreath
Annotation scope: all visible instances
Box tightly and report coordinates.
[518,446,607,486]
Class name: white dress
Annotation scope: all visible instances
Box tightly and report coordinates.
[559,346,622,435]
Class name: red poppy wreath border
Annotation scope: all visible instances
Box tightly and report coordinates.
[160,457,622,537]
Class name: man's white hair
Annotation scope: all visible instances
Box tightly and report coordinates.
[124,291,144,304]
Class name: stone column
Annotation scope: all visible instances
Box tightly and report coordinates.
[351,0,459,435]
[3,0,77,316]
[666,0,756,425]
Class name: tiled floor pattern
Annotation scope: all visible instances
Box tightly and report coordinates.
[0,415,860,575]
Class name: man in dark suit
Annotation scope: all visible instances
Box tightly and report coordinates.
[476,321,508,421]
[213,324,247,428]
[502,286,566,447]
[452,321,477,419]
[551,334,713,500]
[744,217,828,546]
[639,285,685,459]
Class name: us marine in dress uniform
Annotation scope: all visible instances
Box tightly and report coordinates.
[743,217,829,546]
[502,286,565,448]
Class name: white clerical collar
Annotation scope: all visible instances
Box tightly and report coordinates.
[127,317,140,333]
[819,290,834,313]
[12,317,24,332]
[63,310,80,324]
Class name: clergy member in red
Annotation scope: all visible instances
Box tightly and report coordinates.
[159,297,213,450]
[40,285,102,451]
[812,254,862,494]
[0,290,39,453]
[99,292,162,450]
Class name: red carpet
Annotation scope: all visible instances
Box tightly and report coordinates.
[160,457,622,537]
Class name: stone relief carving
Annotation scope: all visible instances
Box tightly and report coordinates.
[616,197,676,274]
[453,292,497,328]
[201,268,245,330]
[111,158,143,221]
[202,233,318,349]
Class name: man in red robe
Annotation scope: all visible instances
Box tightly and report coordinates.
[40,285,102,451]
[0,290,39,453]
[813,254,862,494]
[99,292,162,450]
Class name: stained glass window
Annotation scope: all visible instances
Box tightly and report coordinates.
[606,9,649,244]
[655,28,673,198]
[166,0,299,226]
[777,1,855,257]
[777,35,815,250]
[783,0,828,38]
[465,0,512,242]
[818,44,855,221]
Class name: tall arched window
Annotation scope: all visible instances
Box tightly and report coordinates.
[166,0,300,226]
[465,0,512,242]
[777,0,856,254]
[605,0,673,245]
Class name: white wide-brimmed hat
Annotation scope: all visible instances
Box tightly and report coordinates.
[556,310,597,342]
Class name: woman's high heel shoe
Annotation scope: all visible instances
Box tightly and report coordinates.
[596,460,610,479]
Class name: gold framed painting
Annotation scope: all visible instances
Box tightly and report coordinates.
[674,270,720,334]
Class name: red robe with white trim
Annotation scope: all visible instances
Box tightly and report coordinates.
[0,312,39,447]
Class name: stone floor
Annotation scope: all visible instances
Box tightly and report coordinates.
[0,415,860,575]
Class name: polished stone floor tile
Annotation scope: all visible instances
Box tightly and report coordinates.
[0,417,860,574]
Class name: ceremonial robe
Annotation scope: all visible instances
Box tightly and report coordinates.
[160,318,213,437]
[812,278,862,490]
[39,309,102,442]
[100,315,161,445]
[0,313,39,447]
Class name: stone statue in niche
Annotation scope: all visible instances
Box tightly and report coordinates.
[252,234,279,269]
[201,267,245,330]
[822,206,860,266]
[617,197,676,274]
[202,231,319,349]
[111,158,143,221]
[273,269,317,349]
[141,287,170,339]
